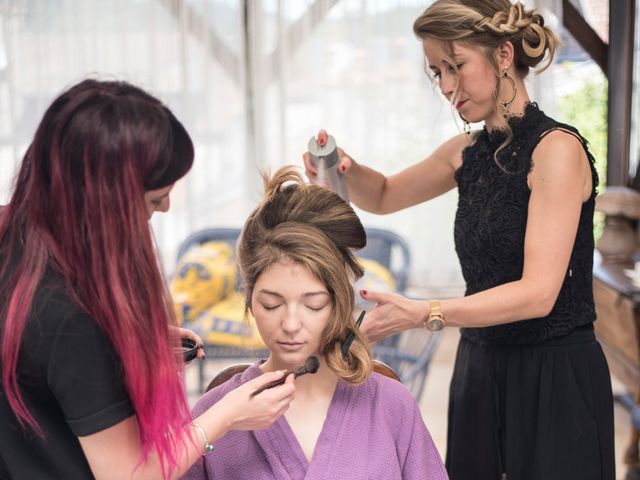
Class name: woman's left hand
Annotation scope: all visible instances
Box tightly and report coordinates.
[173,326,205,360]
[358,289,426,343]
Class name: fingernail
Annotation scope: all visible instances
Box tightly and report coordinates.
[361,289,368,296]
[339,165,346,173]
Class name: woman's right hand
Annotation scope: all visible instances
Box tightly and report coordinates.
[218,371,295,431]
[303,129,355,182]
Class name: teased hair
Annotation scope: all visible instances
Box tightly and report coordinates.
[237,167,372,384]
[0,79,194,477]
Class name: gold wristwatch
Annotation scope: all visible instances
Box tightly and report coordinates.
[424,300,446,332]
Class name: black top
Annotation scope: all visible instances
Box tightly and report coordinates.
[454,103,599,345]
[0,267,134,479]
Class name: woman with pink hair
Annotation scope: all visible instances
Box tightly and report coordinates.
[0,79,294,479]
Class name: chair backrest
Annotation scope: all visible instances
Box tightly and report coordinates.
[175,226,410,291]
[206,360,400,392]
[176,227,242,262]
[357,227,411,292]
[372,328,442,401]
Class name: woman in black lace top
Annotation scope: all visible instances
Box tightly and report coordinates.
[303,1,614,479]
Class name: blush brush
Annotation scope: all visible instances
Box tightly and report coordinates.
[250,356,320,398]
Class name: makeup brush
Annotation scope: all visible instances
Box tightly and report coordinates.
[250,356,320,398]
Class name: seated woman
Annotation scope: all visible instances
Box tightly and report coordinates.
[181,167,447,480]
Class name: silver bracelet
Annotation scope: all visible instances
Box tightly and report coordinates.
[192,422,214,455]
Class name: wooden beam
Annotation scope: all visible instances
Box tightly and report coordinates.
[264,0,341,85]
[607,0,636,186]
[159,0,241,85]
[562,0,608,74]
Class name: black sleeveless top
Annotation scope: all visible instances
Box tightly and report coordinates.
[454,103,599,345]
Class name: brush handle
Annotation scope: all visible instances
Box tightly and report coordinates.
[249,366,309,398]
[249,376,288,398]
[341,310,366,359]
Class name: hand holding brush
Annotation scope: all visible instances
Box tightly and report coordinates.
[250,356,320,398]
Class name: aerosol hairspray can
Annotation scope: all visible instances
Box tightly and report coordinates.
[307,131,349,202]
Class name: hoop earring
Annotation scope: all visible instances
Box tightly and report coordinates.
[459,112,471,135]
[494,67,517,116]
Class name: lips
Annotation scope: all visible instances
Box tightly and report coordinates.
[277,341,305,352]
[456,100,468,109]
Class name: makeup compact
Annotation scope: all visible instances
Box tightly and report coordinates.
[179,337,199,362]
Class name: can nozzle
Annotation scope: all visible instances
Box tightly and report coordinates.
[307,131,349,202]
[317,129,328,147]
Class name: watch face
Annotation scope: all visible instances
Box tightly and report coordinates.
[427,318,445,331]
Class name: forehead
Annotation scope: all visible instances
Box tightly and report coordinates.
[422,39,483,65]
[146,184,173,198]
[255,260,327,294]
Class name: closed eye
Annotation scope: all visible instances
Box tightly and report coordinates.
[306,304,329,312]
[262,304,281,311]
[427,65,441,79]
[444,63,462,74]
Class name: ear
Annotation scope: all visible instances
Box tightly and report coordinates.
[496,41,515,70]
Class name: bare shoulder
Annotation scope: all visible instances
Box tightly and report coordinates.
[529,128,591,195]
[531,129,586,172]
[434,132,475,170]
[442,132,474,152]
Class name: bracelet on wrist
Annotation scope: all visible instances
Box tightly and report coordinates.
[192,422,215,456]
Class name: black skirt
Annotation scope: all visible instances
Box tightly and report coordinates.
[446,323,615,480]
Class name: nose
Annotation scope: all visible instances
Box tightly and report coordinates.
[439,70,456,99]
[281,308,302,334]
[158,196,171,213]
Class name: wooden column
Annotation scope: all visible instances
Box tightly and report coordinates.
[607,0,636,186]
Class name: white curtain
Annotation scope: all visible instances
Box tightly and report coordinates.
[0,0,255,273]
[241,0,566,296]
[2,0,597,297]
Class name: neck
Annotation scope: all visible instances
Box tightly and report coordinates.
[484,80,531,131]
[261,356,338,398]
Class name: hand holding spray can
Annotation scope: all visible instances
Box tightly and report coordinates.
[307,130,349,202]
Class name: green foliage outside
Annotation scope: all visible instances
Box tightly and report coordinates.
[557,68,608,241]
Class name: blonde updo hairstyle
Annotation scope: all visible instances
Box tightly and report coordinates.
[237,167,372,385]
[414,0,559,160]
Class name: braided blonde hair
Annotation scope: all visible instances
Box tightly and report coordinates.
[414,0,557,76]
[238,167,372,385]
[413,1,558,167]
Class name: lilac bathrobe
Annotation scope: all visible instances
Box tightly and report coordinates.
[181,362,448,480]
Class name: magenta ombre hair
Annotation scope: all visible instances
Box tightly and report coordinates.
[0,79,194,475]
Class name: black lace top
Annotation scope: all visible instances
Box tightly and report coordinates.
[454,103,599,345]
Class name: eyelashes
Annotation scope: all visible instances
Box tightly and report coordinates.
[429,62,465,80]
[260,304,328,312]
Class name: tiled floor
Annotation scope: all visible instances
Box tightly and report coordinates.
[186,327,636,479]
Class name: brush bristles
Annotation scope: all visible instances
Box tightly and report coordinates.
[305,356,320,374]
